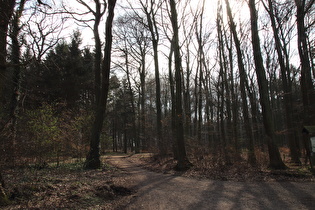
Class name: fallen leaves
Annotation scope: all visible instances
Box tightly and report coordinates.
[2,161,135,209]
[128,153,315,182]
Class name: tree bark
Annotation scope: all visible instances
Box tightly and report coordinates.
[294,0,315,168]
[184,50,192,137]
[141,0,165,155]
[139,55,146,151]
[248,0,286,169]
[264,0,300,164]
[294,0,315,126]
[0,0,15,204]
[124,47,138,154]
[0,0,15,109]
[168,38,178,159]
[8,0,26,166]
[85,0,116,169]
[225,0,256,166]
[93,0,105,106]
[227,33,239,159]
[169,0,192,170]
[195,3,205,143]
[217,2,231,164]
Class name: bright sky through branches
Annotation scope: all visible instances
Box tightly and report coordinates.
[58,0,250,47]
[51,0,299,69]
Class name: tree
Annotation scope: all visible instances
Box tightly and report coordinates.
[169,0,192,170]
[248,0,286,169]
[116,12,151,152]
[263,0,300,164]
[25,2,64,63]
[168,37,177,158]
[38,31,91,108]
[85,0,117,169]
[113,16,139,153]
[182,16,194,138]
[0,0,15,113]
[294,0,315,168]
[294,0,315,126]
[113,22,138,153]
[139,0,165,155]
[195,0,206,144]
[7,0,27,165]
[216,1,231,164]
[225,0,256,165]
[63,0,107,106]
[0,0,16,205]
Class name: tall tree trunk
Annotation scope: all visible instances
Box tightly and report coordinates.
[294,0,315,168]
[169,0,192,170]
[153,39,164,154]
[0,0,15,121]
[248,0,286,169]
[218,68,228,164]
[139,61,146,151]
[93,1,104,106]
[183,29,192,137]
[0,0,15,205]
[71,0,106,106]
[205,76,215,151]
[217,2,231,165]
[264,0,300,164]
[195,3,205,144]
[124,47,138,154]
[141,0,165,155]
[307,37,315,79]
[123,129,127,154]
[227,33,239,159]
[195,1,205,143]
[225,0,256,166]
[85,0,117,169]
[215,82,221,159]
[194,69,198,137]
[184,52,192,137]
[8,0,26,166]
[222,30,233,149]
[198,65,203,143]
[168,38,177,159]
[112,119,117,152]
[294,0,315,125]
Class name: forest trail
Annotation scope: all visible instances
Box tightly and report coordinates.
[107,155,315,210]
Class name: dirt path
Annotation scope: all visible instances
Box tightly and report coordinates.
[107,155,315,210]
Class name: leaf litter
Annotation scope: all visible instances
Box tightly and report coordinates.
[2,160,135,209]
[2,153,314,209]
[127,153,315,182]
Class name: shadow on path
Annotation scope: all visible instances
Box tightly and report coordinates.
[107,156,315,210]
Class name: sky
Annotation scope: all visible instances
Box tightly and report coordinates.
[31,0,300,71]
[55,0,251,46]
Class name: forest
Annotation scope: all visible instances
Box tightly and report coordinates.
[0,0,315,208]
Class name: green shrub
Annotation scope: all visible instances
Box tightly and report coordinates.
[26,103,60,165]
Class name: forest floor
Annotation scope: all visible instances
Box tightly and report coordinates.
[2,153,315,209]
[2,156,135,209]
